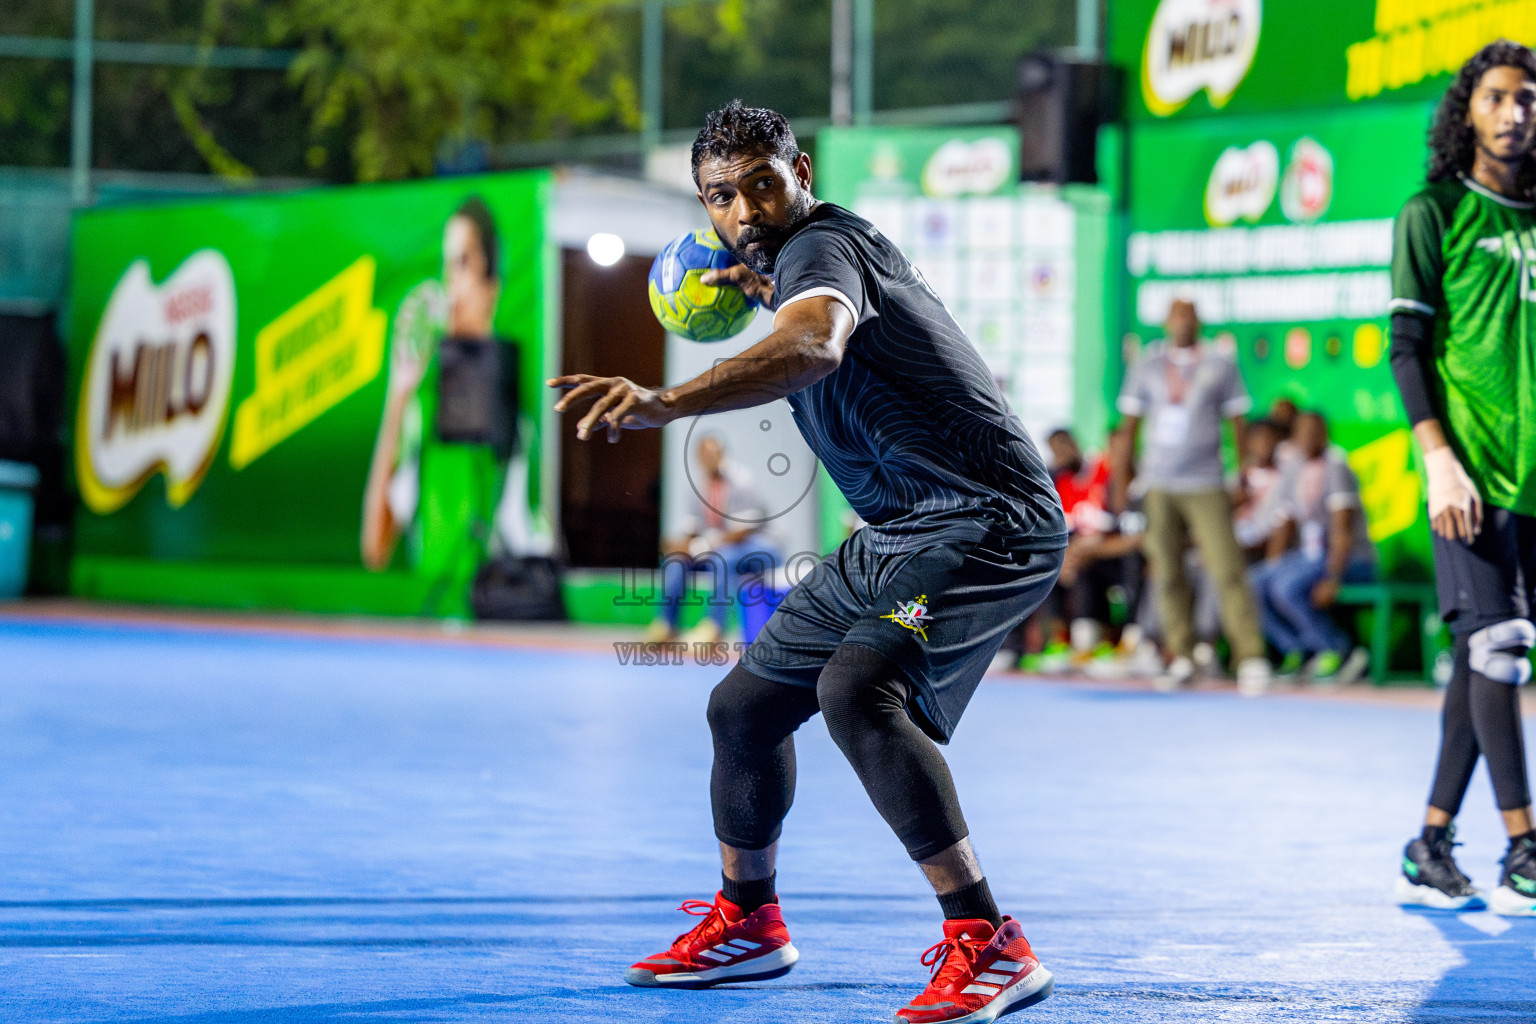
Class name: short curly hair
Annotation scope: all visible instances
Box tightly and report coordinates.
[1428,39,1536,198]
[691,101,800,187]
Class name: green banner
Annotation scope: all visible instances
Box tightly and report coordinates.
[1109,0,1536,121]
[1125,100,1437,572]
[66,171,552,616]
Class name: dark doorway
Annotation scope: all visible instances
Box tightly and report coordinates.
[559,248,665,568]
[0,313,70,593]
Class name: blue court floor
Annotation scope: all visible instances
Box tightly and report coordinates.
[1,612,1533,1023]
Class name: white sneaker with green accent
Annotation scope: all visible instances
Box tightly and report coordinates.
[1491,835,1536,916]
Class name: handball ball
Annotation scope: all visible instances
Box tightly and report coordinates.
[648,229,758,342]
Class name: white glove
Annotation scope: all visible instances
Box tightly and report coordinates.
[1425,446,1482,540]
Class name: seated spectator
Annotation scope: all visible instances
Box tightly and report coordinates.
[1048,428,1114,536]
[1233,418,1285,556]
[1267,396,1302,467]
[1045,427,1146,659]
[646,436,780,643]
[1247,411,1376,684]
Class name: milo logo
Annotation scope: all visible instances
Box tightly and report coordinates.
[1142,0,1262,117]
[75,251,236,513]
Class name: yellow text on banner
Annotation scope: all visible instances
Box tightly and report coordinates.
[230,255,386,470]
[1348,428,1422,544]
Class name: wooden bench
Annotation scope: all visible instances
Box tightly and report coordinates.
[1334,581,1443,685]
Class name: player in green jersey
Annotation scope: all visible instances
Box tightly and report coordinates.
[1390,40,1536,917]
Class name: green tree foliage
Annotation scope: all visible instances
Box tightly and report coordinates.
[0,1,334,179]
[0,4,80,170]
[2,0,1078,181]
[872,0,1074,110]
[663,0,827,129]
[661,0,1074,132]
[1,0,639,182]
[279,0,640,181]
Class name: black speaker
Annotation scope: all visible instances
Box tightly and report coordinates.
[1015,54,1122,185]
[434,335,521,459]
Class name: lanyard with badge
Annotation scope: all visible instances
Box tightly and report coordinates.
[1151,348,1198,447]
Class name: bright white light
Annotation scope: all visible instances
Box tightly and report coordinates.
[587,233,625,266]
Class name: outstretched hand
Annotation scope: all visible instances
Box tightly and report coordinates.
[701,264,775,305]
[548,375,674,442]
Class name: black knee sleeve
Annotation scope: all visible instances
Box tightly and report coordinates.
[1468,670,1531,811]
[1429,635,1478,816]
[708,663,819,851]
[816,644,970,861]
[1464,618,1533,811]
[1430,623,1534,815]
[817,646,909,748]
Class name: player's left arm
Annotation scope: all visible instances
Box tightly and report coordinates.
[1388,193,1481,541]
[549,296,854,442]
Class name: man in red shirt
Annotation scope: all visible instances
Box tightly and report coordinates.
[1047,429,1141,650]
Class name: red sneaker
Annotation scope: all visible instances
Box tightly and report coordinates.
[894,916,1053,1023]
[624,892,799,988]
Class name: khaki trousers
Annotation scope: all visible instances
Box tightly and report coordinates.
[1142,488,1264,663]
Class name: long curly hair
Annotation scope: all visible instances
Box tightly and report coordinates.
[1428,39,1536,197]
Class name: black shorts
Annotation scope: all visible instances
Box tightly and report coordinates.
[1432,507,1536,636]
[741,525,1063,743]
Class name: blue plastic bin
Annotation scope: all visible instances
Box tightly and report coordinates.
[0,461,40,600]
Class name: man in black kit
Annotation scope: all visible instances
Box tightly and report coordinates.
[550,103,1065,1022]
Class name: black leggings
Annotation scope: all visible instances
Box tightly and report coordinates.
[708,644,970,861]
[1429,633,1532,815]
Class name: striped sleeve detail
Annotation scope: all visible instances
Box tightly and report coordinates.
[1389,297,1435,315]
[774,286,860,325]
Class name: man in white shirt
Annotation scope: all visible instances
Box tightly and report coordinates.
[1115,299,1270,694]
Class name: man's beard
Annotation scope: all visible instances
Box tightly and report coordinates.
[726,192,816,274]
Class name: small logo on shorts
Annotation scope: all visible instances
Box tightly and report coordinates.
[882,594,933,641]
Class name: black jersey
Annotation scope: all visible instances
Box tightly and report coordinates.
[769,203,1065,555]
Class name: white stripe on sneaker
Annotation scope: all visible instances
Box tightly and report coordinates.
[975,972,1013,985]
[717,941,752,953]
[990,960,1029,972]
[961,984,1001,996]
[728,938,762,950]
[697,949,731,962]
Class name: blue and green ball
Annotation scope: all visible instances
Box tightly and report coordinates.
[647,229,758,342]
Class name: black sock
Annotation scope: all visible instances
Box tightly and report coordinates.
[1422,825,1449,847]
[721,872,776,914]
[1507,830,1536,850]
[936,877,1002,929]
